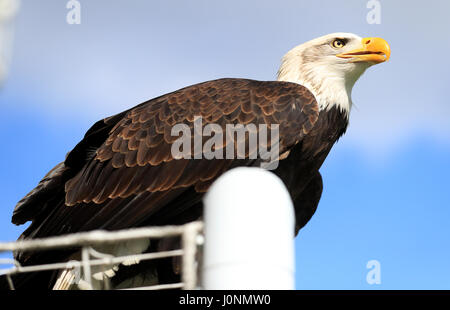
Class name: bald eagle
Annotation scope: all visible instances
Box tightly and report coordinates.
[5,33,390,289]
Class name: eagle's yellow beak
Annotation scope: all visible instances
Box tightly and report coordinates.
[337,37,390,64]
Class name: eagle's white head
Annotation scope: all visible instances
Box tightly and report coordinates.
[277,33,390,116]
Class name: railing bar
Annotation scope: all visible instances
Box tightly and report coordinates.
[81,246,92,290]
[0,222,202,252]
[181,223,200,290]
[6,274,15,290]
[0,249,184,276]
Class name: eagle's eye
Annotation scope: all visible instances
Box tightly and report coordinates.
[331,39,346,49]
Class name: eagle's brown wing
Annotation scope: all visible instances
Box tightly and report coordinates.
[13,78,318,242]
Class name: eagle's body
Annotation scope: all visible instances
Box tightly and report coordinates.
[5,33,390,289]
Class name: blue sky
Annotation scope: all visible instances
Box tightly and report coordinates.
[0,0,449,289]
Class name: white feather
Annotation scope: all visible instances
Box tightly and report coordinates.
[53,238,150,290]
[277,32,373,117]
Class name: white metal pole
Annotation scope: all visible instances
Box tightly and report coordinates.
[202,167,295,290]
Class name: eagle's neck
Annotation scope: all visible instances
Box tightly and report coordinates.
[277,55,369,118]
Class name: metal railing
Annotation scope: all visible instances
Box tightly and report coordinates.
[0,221,204,290]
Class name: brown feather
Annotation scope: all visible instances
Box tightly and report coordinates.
[23,78,324,241]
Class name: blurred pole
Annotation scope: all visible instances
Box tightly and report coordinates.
[0,0,20,85]
[202,167,295,290]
